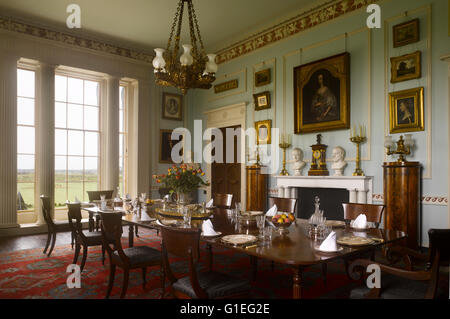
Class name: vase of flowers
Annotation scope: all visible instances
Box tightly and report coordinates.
[153,164,209,205]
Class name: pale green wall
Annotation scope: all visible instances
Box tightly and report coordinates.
[183,0,450,246]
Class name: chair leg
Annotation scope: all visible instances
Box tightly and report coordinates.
[135,225,139,238]
[101,245,106,265]
[71,231,74,249]
[47,231,56,257]
[80,245,88,272]
[120,270,129,299]
[160,265,165,299]
[106,263,116,299]
[43,231,51,254]
[142,267,147,290]
[73,243,81,264]
[322,263,328,284]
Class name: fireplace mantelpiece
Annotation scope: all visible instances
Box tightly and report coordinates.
[274,175,373,204]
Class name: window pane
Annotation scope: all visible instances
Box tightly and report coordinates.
[17,182,35,210]
[55,102,67,128]
[84,157,98,182]
[119,134,124,156]
[67,104,83,129]
[68,130,83,155]
[68,156,83,182]
[84,80,99,106]
[17,69,35,98]
[84,132,98,156]
[119,110,124,132]
[55,156,66,182]
[55,129,67,155]
[55,75,67,102]
[120,86,125,108]
[17,126,35,154]
[17,97,34,126]
[17,154,35,178]
[68,183,83,202]
[67,78,83,104]
[85,181,98,199]
[84,106,99,130]
[54,182,66,207]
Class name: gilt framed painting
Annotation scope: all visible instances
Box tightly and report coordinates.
[389,87,424,134]
[162,92,183,121]
[294,52,350,134]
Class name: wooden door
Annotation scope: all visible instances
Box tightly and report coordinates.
[211,126,241,206]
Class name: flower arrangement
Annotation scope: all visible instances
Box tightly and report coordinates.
[153,163,209,195]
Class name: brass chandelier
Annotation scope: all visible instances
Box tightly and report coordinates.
[152,0,217,95]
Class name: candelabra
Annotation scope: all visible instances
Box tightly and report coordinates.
[385,134,414,162]
[279,133,291,176]
[350,125,366,176]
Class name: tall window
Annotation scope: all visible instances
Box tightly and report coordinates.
[119,85,128,196]
[17,69,36,211]
[54,75,100,207]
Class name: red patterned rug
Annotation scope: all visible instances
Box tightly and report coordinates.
[0,230,357,299]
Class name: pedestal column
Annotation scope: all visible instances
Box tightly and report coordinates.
[35,63,56,223]
[0,52,19,228]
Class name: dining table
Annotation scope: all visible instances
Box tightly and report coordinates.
[84,205,407,299]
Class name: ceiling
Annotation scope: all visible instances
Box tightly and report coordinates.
[0,0,329,54]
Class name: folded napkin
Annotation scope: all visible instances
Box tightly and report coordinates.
[163,194,170,201]
[351,214,367,229]
[319,231,338,252]
[202,219,220,236]
[74,197,80,203]
[265,204,278,217]
[205,198,214,208]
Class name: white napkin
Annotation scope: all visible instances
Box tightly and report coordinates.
[319,231,338,252]
[351,214,367,229]
[206,199,214,208]
[265,204,278,217]
[202,219,219,236]
[163,194,170,201]
[74,197,80,203]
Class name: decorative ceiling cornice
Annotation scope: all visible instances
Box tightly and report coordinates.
[0,15,154,64]
[215,0,381,64]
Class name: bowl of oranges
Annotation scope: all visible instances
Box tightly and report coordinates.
[269,212,295,235]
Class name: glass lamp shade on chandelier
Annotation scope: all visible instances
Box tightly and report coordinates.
[152,0,218,95]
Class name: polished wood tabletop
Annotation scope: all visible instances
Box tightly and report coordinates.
[86,206,407,299]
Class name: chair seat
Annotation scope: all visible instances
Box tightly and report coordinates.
[52,220,71,231]
[173,271,250,299]
[112,246,161,268]
[350,273,430,299]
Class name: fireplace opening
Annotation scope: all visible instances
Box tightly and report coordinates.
[293,187,349,220]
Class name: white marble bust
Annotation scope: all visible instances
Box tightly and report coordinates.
[290,148,306,176]
[331,146,347,176]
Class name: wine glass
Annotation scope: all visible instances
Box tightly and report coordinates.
[255,215,265,238]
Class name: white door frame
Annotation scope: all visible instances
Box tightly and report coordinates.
[203,102,247,209]
[442,53,450,227]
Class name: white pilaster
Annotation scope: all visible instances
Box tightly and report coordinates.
[0,52,19,228]
[348,189,357,203]
[35,63,56,223]
[101,76,120,192]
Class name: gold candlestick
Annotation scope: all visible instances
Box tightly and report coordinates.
[350,135,366,176]
[279,133,291,176]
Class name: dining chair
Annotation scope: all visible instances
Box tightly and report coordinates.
[212,193,233,209]
[100,212,163,299]
[349,228,450,299]
[41,195,73,257]
[67,202,107,272]
[160,224,250,299]
[86,190,114,232]
[342,202,385,228]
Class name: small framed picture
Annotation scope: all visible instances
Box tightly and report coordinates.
[255,120,272,144]
[255,68,271,87]
[162,92,183,121]
[393,19,419,48]
[389,87,424,134]
[390,51,421,83]
[253,91,271,111]
[159,129,183,163]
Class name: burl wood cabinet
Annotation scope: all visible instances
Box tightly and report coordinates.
[246,165,267,211]
[383,161,421,249]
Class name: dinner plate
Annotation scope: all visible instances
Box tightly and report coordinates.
[241,211,263,217]
[201,231,222,238]
[336,236,374,246]
[314,246,344,253]
[325,220,346,228]
[221,234,258,246]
